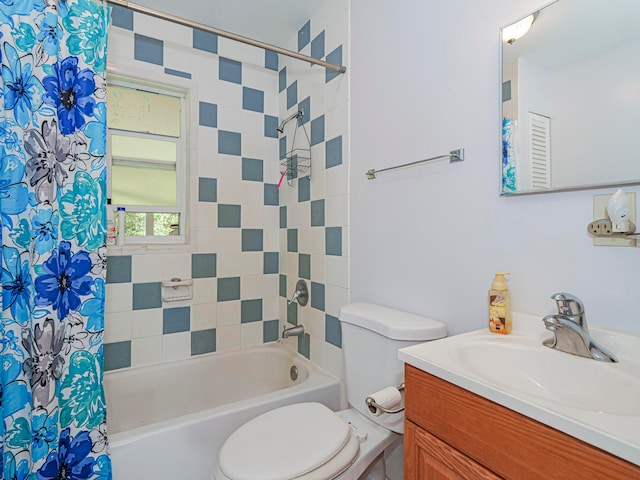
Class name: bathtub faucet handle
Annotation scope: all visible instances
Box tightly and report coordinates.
[287,279,309,306]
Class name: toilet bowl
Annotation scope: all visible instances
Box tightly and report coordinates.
[213,303,446,480]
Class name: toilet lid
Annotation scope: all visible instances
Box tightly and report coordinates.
[218,403,353,480]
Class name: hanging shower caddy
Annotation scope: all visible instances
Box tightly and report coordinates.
[278,111,311,186]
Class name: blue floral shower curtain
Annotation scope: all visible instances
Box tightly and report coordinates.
[0,1,111,479]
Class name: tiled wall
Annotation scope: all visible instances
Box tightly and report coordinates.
[277,0,350,379]
[104,1,349,379]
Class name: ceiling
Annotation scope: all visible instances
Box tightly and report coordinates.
[131,0,327,47]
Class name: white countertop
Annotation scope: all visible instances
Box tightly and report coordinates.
[398,312,640,466]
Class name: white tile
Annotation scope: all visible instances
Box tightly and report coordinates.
[241,322,263,347]
[161,253,191,282]
[217,300,241,326]
[163,43,196,76]
[298,226,311,253]
[216,229,241,253]
[131,254,164,283]
[192,227,219,253]
[314,340,343,379]
[190,201,217,229]
[263,275,279,298]
[133,14,191,46]
[104,312,132,343]
[325,163,346,197]
[192,278,217,305]
[217,179,243,205]
[298,201,311,228]
[263,295,279,321]
[326,255,348,289]
[311,254,327,283]
[217,105,246,134]
[306,308,325,339]
[131,336,163,367]
[325,195,347,228]
[325,285,348,318]
[217,251,242,277]
[217,325,241,352]
[240,252,263,276]
[189,59,219,89]
[241,275,263,300]
[191,303,217,331]
[131,309,163,338]
[310,227,325,256]
[162,332,191,362]
[211,81,241,108]
[105,283,132,313]
[263,225,280,252]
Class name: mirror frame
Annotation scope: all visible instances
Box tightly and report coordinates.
[498,2,640,196]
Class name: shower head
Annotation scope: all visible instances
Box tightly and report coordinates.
[276,111,303,136]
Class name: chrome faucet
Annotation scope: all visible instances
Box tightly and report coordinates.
[542,293,617,362]
[282,324,305,339]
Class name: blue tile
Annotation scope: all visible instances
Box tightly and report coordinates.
[218,130,241,156]
[287,302,298,325]
[264,184,279,206]
[326,136,343,169]
[132,282,162,310]
[134,34,163,66]
[311,199,325,227]
[106,255,131,283]
[311,282,325,311]
[286,81,297,110]
[193,29,218,54]
[219,57,242,84]
[502,80,512,102]
[218,277,240,302]
[199,102,217,128]
[241,299,262,323]
[298,333,310,359]
[287,229,298,252]
[298,176,310,202]
[280,206,287,228]
[311,31,325,60]
[263,320,279,342]
[163,306,190,334]
[242,157,263,182]
[191,329,216,355]
[298,97,310,125]
[298,20,311,51]
[242,229,263,252]
[325,314,342,348]
[192,253,216,278]
[265,50,279,71]
[104,341,131,371]
[279,274,287,297]
[279,137,287,159]
[326,45,342,83]
[198,177,217,202]
[164,68,191,79]
[326,227,342,256]
[285,154,298,181]
[243,87,264,113]
[279,67,287,93]
[263,252,279,274]
[298,254,310,279]
[111,5,133,30]
[311,115,325,146]
[264,115,279,138]
[218,204,241,228]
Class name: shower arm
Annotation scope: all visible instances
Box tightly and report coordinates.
[277,111,303,134]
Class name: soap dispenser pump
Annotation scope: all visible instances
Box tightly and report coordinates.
[489,272,512,334]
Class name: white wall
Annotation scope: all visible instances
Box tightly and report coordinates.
[349,0,640,336]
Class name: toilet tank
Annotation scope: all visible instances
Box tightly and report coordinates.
[339,303,446,433]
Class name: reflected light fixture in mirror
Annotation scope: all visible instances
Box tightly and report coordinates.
[502,13,537,44]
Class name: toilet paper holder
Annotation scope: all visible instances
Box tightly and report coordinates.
[365,383,405,415]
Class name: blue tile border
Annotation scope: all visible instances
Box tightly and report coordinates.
[106,255,132,284]
[242,87,264,113]
[242,157,264,182]
[326,227,342,256]
[104,341,131,371]
[198,177,217,203]
[163,306,190,334]
[218,277,241,302]
[310,115,325,146]
[193,29,218,54]
[311,199,325,227]
[311,31,325,61]
[111,5,134,30]
[218,204,241,228]
[134,34,163,66]
[241,299,263,323]
[326,136,343,169]
[326,45,342,83]
[265,50,279,71]
[298,20,311,51]
[192,329,216,355]
[199,102,217,128]
[311,281,325,311]
[192,253,217,278]
[242,229,264,252]
[264,184,279,206]
[263,320,279,342]
[218,130,242,156]
[325,314,342,348]
[164,68,191,79]
[263,252,279,274]
[299,254,311,279]
[132,282,162,310]
[298,333,310,359]
[287,229,298,252]
[286,81,298,110]
[219,57,242,84]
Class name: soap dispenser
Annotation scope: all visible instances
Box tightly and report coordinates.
[489,272,512,334]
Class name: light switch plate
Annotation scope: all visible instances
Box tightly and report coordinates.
[592,192,636,247]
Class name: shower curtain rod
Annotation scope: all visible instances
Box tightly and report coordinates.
[106,0,347,73]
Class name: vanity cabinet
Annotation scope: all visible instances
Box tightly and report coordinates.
[404,364,640,480]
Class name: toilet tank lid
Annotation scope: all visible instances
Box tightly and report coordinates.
[339,303,447,341]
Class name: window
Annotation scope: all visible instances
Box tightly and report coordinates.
[107,79,187,242]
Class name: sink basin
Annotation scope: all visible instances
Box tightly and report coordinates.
[451,340,640,415]
[398,312,640,466]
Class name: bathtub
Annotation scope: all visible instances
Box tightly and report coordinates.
[105,343,341,480]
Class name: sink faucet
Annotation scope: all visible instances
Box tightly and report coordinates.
[542,293,617,362]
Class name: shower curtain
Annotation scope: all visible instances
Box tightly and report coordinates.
[0,1,112,478]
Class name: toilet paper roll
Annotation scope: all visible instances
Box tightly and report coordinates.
[367,386,402,416]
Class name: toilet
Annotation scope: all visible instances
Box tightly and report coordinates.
[212,303,446,480]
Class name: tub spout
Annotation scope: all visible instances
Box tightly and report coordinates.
[282,325,305,339]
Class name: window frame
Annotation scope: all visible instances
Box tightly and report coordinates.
[106,76,188,244]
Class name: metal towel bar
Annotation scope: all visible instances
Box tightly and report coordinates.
[365,383,405,415]
[366,148,464,180]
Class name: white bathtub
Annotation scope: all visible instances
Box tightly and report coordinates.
[105,343,341,480]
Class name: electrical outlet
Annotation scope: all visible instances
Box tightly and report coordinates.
[592,193,636,247]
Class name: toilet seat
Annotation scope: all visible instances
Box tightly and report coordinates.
[215,403,360,480]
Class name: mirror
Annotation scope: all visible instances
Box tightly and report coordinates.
[501,0,640,195]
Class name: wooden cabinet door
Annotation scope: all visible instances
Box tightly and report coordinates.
[405,421,501,480]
